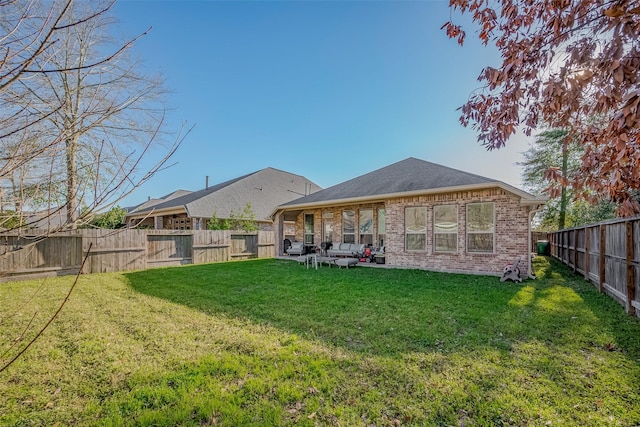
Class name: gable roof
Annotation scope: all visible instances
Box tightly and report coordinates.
[278,157,544,210]
[126,168,322,221]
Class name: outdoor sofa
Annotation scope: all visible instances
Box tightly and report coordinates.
[327,243,366,257]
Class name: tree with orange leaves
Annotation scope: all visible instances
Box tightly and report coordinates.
[444,0,640,215]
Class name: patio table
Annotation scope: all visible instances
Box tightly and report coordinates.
[335,258,359,269]
[317,256,338,267]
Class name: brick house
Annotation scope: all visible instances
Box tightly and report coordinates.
[125,168,321,233]
[272,158,545,276]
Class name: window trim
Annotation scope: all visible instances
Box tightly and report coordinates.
[405,206,427,251]
[434,204,458,253]
[466,202,495,254]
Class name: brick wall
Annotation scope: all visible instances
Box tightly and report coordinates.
[386,188,529,275]
[287,189,531,275]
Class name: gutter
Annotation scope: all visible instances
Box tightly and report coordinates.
[125,206,187,220]
[527,204,545,279]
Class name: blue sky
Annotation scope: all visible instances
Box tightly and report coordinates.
[113,0,531,206]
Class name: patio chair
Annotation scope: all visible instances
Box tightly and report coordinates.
[286,241,305,256]
[320,241,332,256]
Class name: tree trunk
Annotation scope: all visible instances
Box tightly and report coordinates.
[65,134,78,228]
[559,142,568,229]
[10,173,20,214]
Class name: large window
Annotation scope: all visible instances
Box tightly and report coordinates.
[359,209,373,246]
[377,208,386,247]
[467,202,495,253]
[405,207,426,251]
[434,205,458,252]
[304,213,314,245]
[342,210,355,243]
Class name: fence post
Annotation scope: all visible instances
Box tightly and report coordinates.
[626,221,636,315]
[191,230,197,265]
[599,224,605,293]
[584,227,590,281]
[143,230,148,271]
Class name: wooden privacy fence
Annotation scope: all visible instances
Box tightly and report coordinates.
[0,229,275,282]
[548,217,640,317]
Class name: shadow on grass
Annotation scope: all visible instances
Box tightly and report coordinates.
[513,257,640,358]
[4,258,640,427]
[123,257,640,359]
[89,258,640,426]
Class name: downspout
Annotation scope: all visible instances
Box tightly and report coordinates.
[527,204,544,279]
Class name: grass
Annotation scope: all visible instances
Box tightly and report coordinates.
[1,257,639,426]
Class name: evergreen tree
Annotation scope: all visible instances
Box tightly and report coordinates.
[520,129,616,230]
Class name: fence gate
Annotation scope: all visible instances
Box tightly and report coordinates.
[231,234,258,260]
[146,234,193,267]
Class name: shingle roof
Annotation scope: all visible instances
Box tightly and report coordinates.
[279,157,534,207]
[128,168,321,221]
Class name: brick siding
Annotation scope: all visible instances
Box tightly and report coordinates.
[386,189,529,274]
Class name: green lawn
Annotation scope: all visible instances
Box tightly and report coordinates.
[1,257,639,426]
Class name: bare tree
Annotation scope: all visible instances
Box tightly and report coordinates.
[0,0,190,371]
[20,1,171,226]
[0,0,188,231]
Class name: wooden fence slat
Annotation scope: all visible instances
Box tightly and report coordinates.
[573,229,578,273]
[627,221,636,315]
[584,227,590,281]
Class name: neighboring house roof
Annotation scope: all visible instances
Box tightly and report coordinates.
[278,157,545,210]
[22,208,67,230]
[126,168,322,221]
[125,189,193,214]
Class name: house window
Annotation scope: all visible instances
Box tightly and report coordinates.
[342,210,355,243]
[467,202,495,253]
[378,208,386,247]
[304,214,314,245]
[405,207,426,251]
[359,209,373,246]
[323,221,333,244]
[434,205,458,253]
